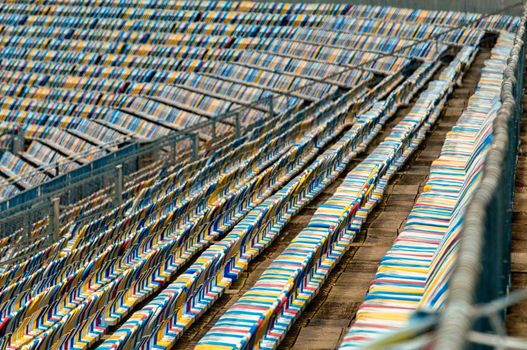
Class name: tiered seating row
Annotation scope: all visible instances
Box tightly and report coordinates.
[0,68,396,349]
[0,12,483,48]
[0,1,519,35]
[0,3,518,350]
[195,46,476,350]
[0,0,490,194]
[98,59,440,350]
[339,32,513,348]
[0,49,384,191]
[6,72,379,349]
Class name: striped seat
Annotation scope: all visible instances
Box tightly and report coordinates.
[340,33,514,348]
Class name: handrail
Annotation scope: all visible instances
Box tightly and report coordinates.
[362,290,527,350]
[0,94,276,213]
[435,4,527,350]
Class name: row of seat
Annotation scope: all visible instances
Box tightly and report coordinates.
[97,59,440,350]
[339,31,514,348]
[0,3,518,349]
[4,74,383,348]
[0,35,407,191]
[0,151,49,190]
[0,17,482,53]
[0,2,518,35]
[0,66,389,348]
[0,0,482,194]
[195,45,476,350]
[0,1,517,34]
[64,82,366,350]
[3,2,496,191]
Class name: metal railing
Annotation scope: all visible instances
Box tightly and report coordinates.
[360,5,527,349]
[434,4,527,350]
[363,290,527,350]
[0,95,281,235]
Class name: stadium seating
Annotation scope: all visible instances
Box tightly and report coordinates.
[0,1,517,198]
[99,59,440,350]
[0,2,520,350]
[339,32,514,348]
[196,45,476,350]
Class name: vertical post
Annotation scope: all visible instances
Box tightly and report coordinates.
[114,165,123,206]
[172,138,177,165]
[192,133,199,161]
[12,125,24,156]
[12,135,21,155]
[235,112,241,138]
[52,197,60,239]
[212,119,217,141]
[23,214,31,247]
[268,96,274,118]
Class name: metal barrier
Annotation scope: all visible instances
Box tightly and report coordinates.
[0,95,280,236]
[361,290,527,350]
[435,4,526,350]
[0,94,276,211]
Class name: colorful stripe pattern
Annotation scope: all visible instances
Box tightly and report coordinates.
[0,1,516,196]
[339,32,515,348]
[0,2,520,350]
[0,67,390,349]
[98,60,439,350]
[196,45,476,350]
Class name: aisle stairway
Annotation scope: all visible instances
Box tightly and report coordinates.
[506,66,527,337]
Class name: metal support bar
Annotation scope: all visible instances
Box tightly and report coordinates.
[172,138,177,164]
[268,96,275,118]
[467,332,527,349]
[212,119,217,140]
[114,165,123,206]
[12,136,23,156]
[192,133,199,161]
[235,112,241,139]
[52,197,60,239]
[23,214,31,247]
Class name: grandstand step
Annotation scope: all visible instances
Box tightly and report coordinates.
[507,93,527,336]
